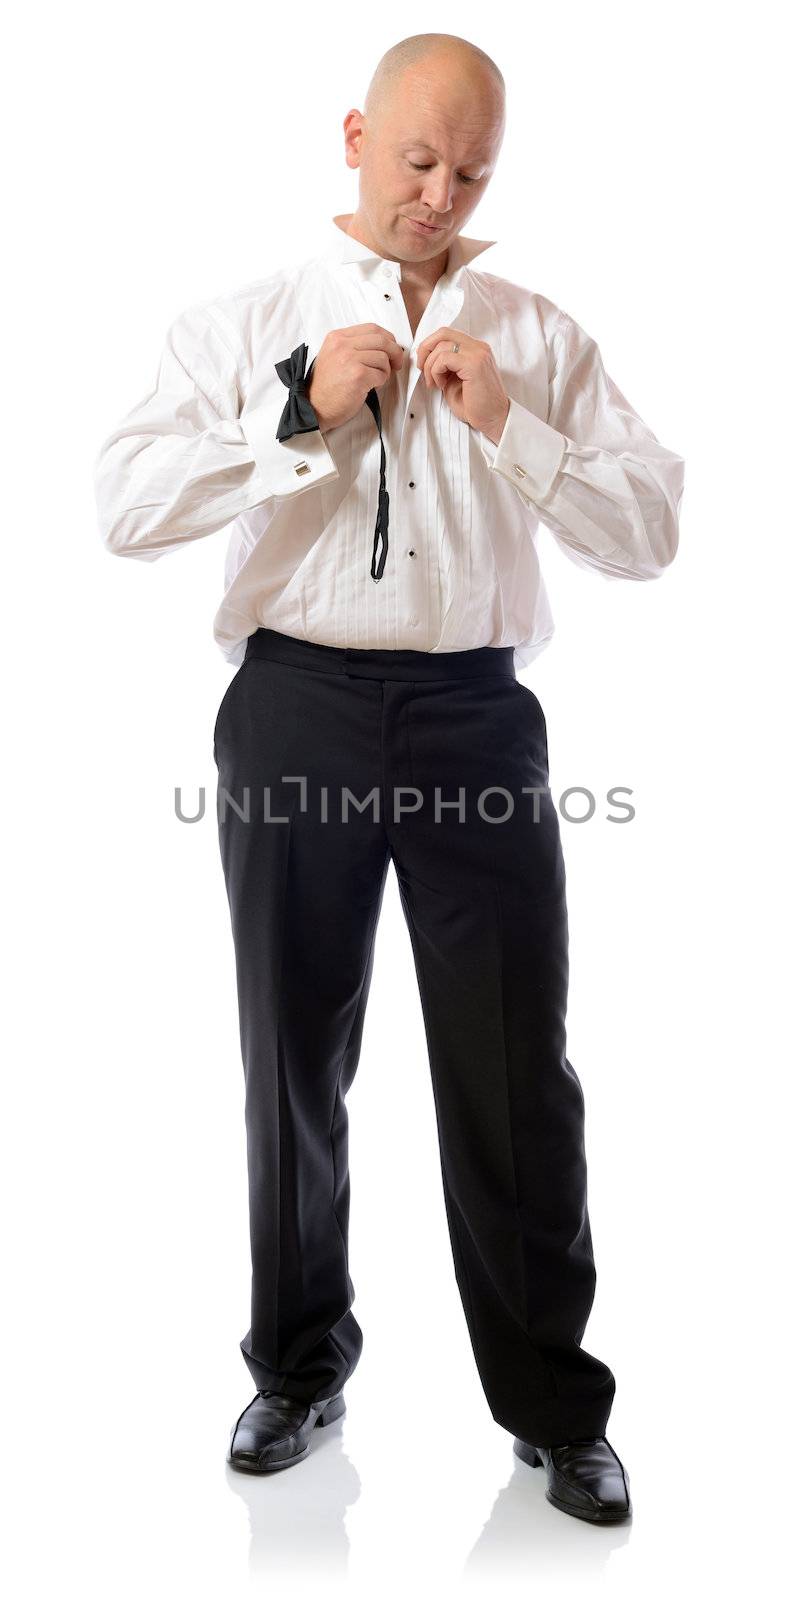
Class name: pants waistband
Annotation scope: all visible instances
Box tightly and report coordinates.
[243,628,517,682]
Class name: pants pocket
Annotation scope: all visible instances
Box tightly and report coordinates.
[213,662,247,763]
[514,678,549,770]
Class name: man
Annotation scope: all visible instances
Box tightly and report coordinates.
[94,32,683,1525]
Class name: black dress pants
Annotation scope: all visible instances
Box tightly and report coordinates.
[212,626,616,1446]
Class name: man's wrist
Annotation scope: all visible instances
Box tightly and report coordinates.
[483,398,511,449]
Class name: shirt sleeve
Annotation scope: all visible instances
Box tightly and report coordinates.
[479,300,685,579]
[93,302,340,560]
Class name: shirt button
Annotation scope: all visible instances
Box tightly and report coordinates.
[407,548,417,558]
[383,292,392,300]
[410,411,415,418]
[408,481,416,488]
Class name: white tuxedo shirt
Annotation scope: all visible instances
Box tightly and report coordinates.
[93,213,684,669]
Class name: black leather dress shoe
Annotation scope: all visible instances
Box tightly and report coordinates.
[227,1389,346,1473]
[513,1435,631,1523]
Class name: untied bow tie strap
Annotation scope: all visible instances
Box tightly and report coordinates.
[274,341,389,582]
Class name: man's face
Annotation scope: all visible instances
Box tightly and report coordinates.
[344,74,504,262]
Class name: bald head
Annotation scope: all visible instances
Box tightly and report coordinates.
[342,34,505,270]
[363,33,505,129]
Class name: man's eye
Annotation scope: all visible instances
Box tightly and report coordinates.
[408,162,479,184]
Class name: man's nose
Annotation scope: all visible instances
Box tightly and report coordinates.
[420,181,455,214]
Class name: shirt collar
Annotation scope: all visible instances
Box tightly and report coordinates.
[320,212,498,280]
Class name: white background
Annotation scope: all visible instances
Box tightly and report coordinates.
[3,1,799,1594]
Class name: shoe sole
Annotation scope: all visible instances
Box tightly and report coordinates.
[545,1489,631,1524]
[226,1393,346,1474]
[513,1436,631,1523]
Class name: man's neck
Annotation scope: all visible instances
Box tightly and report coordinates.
[339,211,449,293]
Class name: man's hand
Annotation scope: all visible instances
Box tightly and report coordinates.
[415,328,510,446]
[307,324,405,433]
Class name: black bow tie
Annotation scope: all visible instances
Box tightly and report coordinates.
[275,341,389,582]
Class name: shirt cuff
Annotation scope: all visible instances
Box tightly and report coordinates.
[241,402,340,499]
[480,396,566,504]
